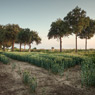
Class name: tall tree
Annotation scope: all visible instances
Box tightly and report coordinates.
[0,25,12,51]
[5,24,20,51]
[17,29,24,52]
[28,31,41,52]
[17,28,41,52]
[48,19,71,52]
[17,28,33,52]
[19,28,31,51]
[78,19,95,50]
[0,25,4,50]
[64,6,89,52]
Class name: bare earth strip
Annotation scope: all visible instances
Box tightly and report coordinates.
[0,58,95,95]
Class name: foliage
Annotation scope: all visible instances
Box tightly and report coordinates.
[0,54,9,64]
[81,58,95,87]
[29,77,37,93]
[0,24,41,52]
[5,24,20,51]
[22,71,30,84]
[28,30,41,52]
[12,63,16,71]
[3,51,95,87]
[48,18,70,39]
[48,18,71,52]
[64,6,89,34]
[0,25,12,50]
[78,19,95,39]
[78,19,95,50]
[64,6,89,52]
[22,71,37,93]
[3,52,84,74]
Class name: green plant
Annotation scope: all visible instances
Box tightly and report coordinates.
[22,71,30,84]
[81,58,95,87]
[12,63,16,71]
[0,54,9,64]
[29,77,37,93]
[18,65,21,75]
[22,70,37,94]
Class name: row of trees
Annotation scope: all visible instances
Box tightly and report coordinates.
[48,6,95,52]
[0,24,41,52]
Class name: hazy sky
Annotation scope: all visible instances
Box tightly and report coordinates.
[0,0,95,49]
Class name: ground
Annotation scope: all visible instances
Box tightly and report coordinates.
[0,58,95,95]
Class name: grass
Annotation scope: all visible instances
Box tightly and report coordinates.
[22,71,37,93]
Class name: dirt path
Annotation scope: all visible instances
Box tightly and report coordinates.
[0,58,95,95]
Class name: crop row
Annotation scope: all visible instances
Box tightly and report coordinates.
[3,52,84,74]
[81,58,95,87]
[0,54,9,64]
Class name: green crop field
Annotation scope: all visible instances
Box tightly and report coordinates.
[2,50,95,87]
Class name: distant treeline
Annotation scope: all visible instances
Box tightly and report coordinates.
[0,24,41,52]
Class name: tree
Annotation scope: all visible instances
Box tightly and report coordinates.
[78,19,95,50]
[48,19,71,52]
[0,25,3,50]
[21,28,31,51]
[17,28,41,52]
[0,25,12,51]
[17,28,25,52]
[17,28,33,52]
[5,24,20,51]
[28,31,41,52]
[64,6,89,52]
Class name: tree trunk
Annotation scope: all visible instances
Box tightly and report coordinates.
[85,38,87,50]
[12,41,15,51]
[0,45,1,49]
[75,34,77,53]
[28,44,31,52]
[20,42,22,52]
[60,37,62,52]
[3,45,5,51]
[24,44,26,51]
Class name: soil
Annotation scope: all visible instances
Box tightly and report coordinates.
[0,58,95,95]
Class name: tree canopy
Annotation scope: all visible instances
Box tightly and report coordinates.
[64,6,89,52]
[78,19,95,50]
[48,18,71,52]
[28,30,41,52]
[5,24,20,51]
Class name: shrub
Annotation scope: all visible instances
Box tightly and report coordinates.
[22,71,37,93]
[22,71,30,84]
[81,58,95,87]
[0,54,9,64]
[29,77,37,93]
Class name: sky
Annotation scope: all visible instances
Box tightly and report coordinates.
[0,0,95,49]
